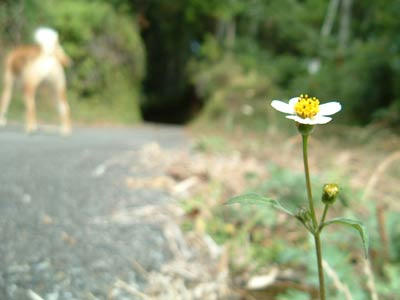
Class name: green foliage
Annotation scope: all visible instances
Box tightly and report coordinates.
[189,42,276,130]
[227,193,293,216]
[1,0,145,123]
[0,0,40,44]
[387,212,400,262]
[255,164,320,213]
[193,135,232,153]
[322,217,369,258]
[40,0,145,123]
[4,0,400,125]
[289,40,395,124]
[376,264,400,297]
[183,156,381,298]
[189,0,400,127]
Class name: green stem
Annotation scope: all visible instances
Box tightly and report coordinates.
[301,135,318,229]
[301,134,326,300]
[319,204,329,231]
[314,233,326,300]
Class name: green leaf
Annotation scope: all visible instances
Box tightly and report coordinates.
[322,217,369,258]
[226,193,293,216]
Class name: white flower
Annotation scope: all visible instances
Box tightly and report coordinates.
[271,94,341,125]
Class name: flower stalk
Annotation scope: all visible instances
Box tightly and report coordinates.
[301,134,318,230]
[320,204,330,229]
[302,132,326,300]
[314,234,326,300]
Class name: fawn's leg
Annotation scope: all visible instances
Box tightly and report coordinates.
[51,63,71,135]
[57,86,71,135]
[0,69,14,126]
[23,81,39,133]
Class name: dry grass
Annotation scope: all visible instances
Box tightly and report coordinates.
[114,123,400,299]
[213,124,400,212]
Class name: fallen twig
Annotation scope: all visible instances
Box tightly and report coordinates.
[322,260,353,300]
[114,279,152,300]
[27,290,44,300]
[363,259,379,300]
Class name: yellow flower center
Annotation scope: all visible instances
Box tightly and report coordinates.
[323,183,339,198]
[295,94,320,119]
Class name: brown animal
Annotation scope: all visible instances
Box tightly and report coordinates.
[0,27,71,135]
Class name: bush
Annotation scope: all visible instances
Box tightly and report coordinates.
[1,0,146,123]
[189,36,278,131]
[41,0,145,123]
[289,40,395,124]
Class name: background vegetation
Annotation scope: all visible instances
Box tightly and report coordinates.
[0,0,145,123]
[1,0,399,126]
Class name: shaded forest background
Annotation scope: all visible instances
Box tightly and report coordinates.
[0,0,399,126]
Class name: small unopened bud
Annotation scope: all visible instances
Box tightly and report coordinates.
[322,183,339,204]
[295,207,311,224]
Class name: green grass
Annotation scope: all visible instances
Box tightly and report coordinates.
[180,127,400,299]
[4,87,141,126]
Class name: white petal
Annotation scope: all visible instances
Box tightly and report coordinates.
[319,102,341,116]
[286,115,315,124]
[312,114,332,124]
[286,115,332,124]
[271,100,294,114]
[289,97,299,107]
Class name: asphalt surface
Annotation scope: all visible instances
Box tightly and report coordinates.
[0,125,187,300]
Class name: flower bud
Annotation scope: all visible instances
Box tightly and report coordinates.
[322,183,339,204]
[295,207,311,224]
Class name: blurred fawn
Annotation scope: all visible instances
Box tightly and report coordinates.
[0,27,71,135]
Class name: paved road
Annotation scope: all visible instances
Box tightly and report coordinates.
[0,125,187,300]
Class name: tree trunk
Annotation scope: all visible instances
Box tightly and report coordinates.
[225,20,236,49]
[339,0,352,50]
[321,0,340,37]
